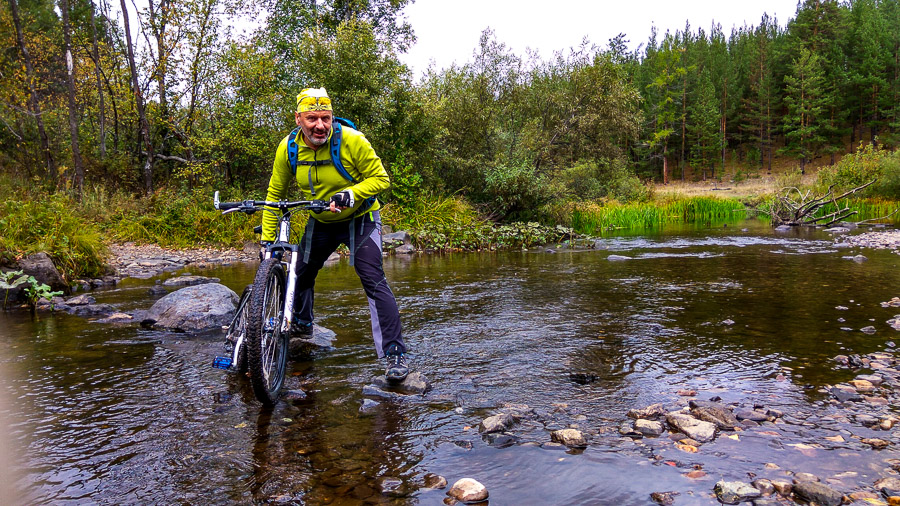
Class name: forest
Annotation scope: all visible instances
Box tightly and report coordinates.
[1,0,899,270]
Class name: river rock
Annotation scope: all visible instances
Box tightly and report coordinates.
[359,399,380,415]
[4,252,69,302]
[775,225,793,232]
[383,231,411,246]
[627,403,666,420]
[691,405,740,429]
[447,478,488,503]
[792,473,819,483]
[665,412,717,443]
[148,285,168,296]
[70,303,117,316]
[714,480,761,504]
[650,491,679,505]
[850,379,876,393]
[162,275,220,287]
[362,385,405,401]
[607,255,631,261]
[93,312,133,323]
[376,476,404,496]
[771,480,792,497]
[792,481,842,506]
[482,432,518,448]
[733,408,769,422]
[875,477,900,496]
[423,473,448,489]
[752,479,775,496]
[551,429,587,447]
[66,294,95,305]
[634,419,665,437]
[856,374,883,386]
[479,413,514,434]
[862,438,890,449]
[143,283,238,331]
[830,387,862,403]
[371,371,430,395]
[289,325,337,356]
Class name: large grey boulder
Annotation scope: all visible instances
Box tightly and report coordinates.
[144,283,238,331]
[20,252,68,293]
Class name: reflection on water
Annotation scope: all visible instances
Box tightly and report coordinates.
[3,220,900,504]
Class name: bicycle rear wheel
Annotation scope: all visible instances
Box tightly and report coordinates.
[246,258,288,405]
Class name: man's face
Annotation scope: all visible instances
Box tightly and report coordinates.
[296,110,333,147]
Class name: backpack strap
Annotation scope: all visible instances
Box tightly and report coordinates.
[329,121,359,184]
[287,127,301,176]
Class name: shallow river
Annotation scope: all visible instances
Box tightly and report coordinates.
[3,220,900,504]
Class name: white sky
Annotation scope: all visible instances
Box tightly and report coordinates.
[399,0,801,77]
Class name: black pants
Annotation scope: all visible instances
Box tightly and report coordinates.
[293,210,405,358]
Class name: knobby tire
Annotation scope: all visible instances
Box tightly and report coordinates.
[246,258,288,405]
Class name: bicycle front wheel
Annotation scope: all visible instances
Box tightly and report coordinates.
[246,258,288,405]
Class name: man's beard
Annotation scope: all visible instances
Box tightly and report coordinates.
[302,124,328,146]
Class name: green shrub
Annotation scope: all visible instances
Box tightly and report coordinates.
[815,143,899,197]
[482,162,561,220]
[559,158,651,203]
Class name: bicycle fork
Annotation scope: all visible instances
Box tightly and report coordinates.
[281,252,299,333]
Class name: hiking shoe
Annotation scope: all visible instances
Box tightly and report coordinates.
[290,318,313,337]
[385,345,408,383]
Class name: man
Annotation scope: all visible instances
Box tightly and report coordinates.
[261,87,408,382]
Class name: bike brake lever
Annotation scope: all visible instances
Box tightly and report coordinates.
[221,208,241,215]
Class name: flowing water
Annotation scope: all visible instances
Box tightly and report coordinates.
[3,220,900,504]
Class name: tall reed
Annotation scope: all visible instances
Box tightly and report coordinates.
[572,197,747,235]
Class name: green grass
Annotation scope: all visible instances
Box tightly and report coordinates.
[571,196,748,235]
[0,190,107,280]
[808,198,900,225]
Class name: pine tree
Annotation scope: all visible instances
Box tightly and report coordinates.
[780,47,827,173]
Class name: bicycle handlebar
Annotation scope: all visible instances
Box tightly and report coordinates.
[213,190,328,214]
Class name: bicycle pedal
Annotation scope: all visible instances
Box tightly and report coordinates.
[212,356,233,369]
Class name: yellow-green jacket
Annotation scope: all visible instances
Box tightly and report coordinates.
[261,125,389,241]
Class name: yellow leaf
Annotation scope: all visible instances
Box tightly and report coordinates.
[727,434,740,441]
[235,422,247,428]
[676,443,699,453]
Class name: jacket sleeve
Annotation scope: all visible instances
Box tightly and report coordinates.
[344,132,390,199]
[261,137,292,242]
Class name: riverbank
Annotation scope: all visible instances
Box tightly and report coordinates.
[95,227,900,287]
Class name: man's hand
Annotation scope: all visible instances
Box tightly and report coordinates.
[329,190,354,212]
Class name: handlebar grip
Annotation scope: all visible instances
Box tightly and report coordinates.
[218,201,242,210]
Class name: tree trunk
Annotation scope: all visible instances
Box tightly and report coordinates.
[8,0,56,183]
[120,0,155,193]
[89,0,106,158]
[61,0,85,196]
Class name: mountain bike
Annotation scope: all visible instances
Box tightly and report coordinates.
[211,191,328,405]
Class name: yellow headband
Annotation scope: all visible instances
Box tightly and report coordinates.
[297,87,332,113]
